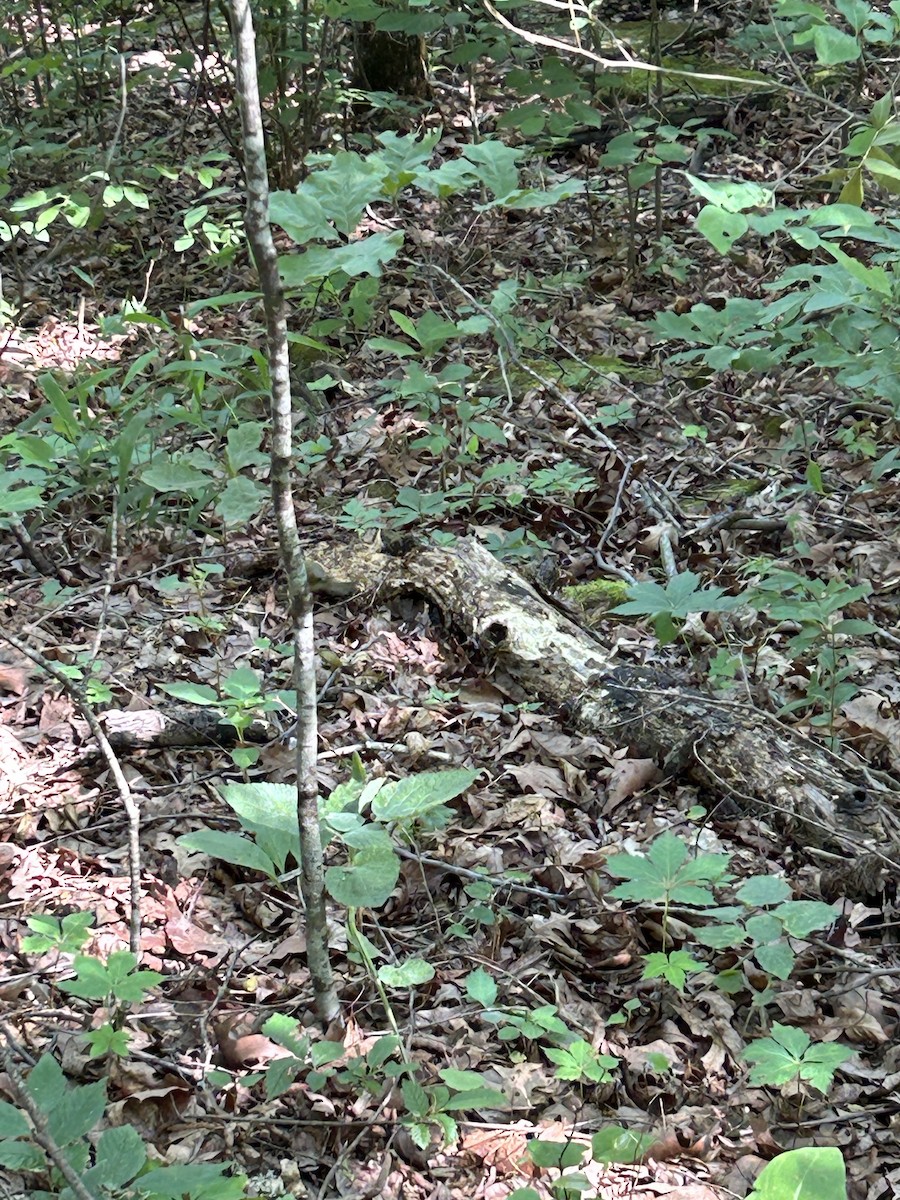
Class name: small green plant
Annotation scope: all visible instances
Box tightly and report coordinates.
[509,1125,658,1200]
[179,763,478,901]
[0,1053,247,1199]
[612,571,739,645]
[695,874,838,1000]
[607,832,732,992]
[23,912,162,1060]
[606,834,839,998]
[747,567,877,742]
[159,665,279,766]
[465,968,619,1085]
[742,1023,853,1093]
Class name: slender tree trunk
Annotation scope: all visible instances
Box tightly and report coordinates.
[229,0,339,1027]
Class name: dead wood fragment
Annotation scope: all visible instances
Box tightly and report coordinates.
[99,707,271,749]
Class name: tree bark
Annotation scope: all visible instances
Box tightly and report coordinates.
[230,0,339,1026]
[353,25,429,98]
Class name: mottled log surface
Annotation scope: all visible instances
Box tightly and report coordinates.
[99,707,271,749]
[315,538,900,890]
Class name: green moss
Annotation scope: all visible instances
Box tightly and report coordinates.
[562,578,631,612]
[690,478,765,502]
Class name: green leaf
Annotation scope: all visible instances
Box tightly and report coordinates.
[58,955,112,999]
[812,24,860,64]
[401,1077,430,1119]
[749,1146,846,1200]
[465,967,497,1006]
[133,1162,246,1198]
[269,189,335,243]
[442,1087,508,1110]
[527,1139,586,1169]
[84,1123,145,1189]
[0,1102,29,1138]
[736,876,791,907]
[216,476,266,525]
[46,1078,106,1145]
[325,831,399,907]
[0,1139,45,1169]
[754,941,796,980]
[774,900,838,937]
[371,768,478,822]
[158,681,218,705]
[439,1068,488,1091]
[743,1024,852,1091]
[140,461,214,495]
[377,959,435,987]
[697,204,750,253]
[84,1025,131,1058]
[641,949,705,992]
[591,1126,656,1164]
[220,782,301,873]
[298,151,386,235]
[686,175,772,211]
[461,141,523,201]
[279,231,403,286]
[176,830,279,879]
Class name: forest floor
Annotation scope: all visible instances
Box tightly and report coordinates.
[1,13,899,1200]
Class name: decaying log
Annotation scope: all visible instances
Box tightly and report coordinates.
[98,707,271,750]
[316,538,900,889]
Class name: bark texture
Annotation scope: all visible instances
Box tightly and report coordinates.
[230,0,338,1025]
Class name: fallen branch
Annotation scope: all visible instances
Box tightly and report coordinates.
[315,538,899,896]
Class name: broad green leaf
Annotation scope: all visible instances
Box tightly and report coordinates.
[755,941,796,980]
[0,1140,45,1169]
[84,1025,131,1058]
[736,876,791,907]
[46,1078,106,1145]
[377,959,435,987]
[439,1068,488,1091]
[697,204,749,253]
[685,174,771,211]
[134,1162,247,1198]
[176,830,279,879]
[591,1126,656,1164]
[325,835,399,907]
[775,901,838,937]
[749,1146,846,1200]
[527,1139,586,1169]
[298,152,385,235]
[744,914,783,944]
[159,681,218,705]
[465,967,497,1006]
[461,141,523,200]
[141,461,213,495]
[85,1124,145,1188]
[372,768,478,822]
[279,231,403,285]
[225,421,266,472]
[442,1086,508,1110]
[0,1102,29,1139]
[812,24,860,64]
[58,955,112,999]
[269,189,335,243]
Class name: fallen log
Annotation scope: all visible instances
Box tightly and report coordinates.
[317,537,900,897]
